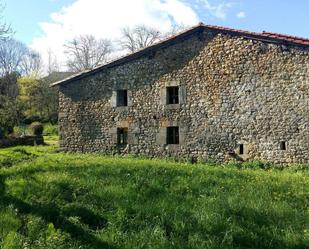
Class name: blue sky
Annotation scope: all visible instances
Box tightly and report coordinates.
[2,0,309,66]
[3,0,74,44]
[3,0,309,45]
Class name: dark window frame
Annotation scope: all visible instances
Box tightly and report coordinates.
[239,144,244,155]
[117,128,128,145]
[166,86,179,104]
[116,90,128,107]
[280,141,286,150]
[166,126,179,144]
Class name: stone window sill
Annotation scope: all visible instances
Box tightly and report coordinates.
[165,144,180,151]
[164,104,180,110]
[115,106,129,111]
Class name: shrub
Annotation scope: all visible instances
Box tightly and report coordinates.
[30,122,44,136]
[49,113,58,125]
[13,126,25,136]
[43,124,58,136]
[0,127,4,139]
[23,116,41,125]
[1,231,23,249]
[6,126,14,135]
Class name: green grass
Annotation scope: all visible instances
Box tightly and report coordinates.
[0,138,308,248]
[43,124,58,136]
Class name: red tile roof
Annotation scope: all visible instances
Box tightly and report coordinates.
[205,24,309,46]
[261,31,309,46]
[51,23,309,86]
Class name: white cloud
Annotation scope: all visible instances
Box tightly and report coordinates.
[200,0,234,19]
[30,0,199,70]
[236,11,246,18]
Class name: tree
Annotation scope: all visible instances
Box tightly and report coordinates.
[18,72,73,122]
[0,2,20,137]
[0,95,21,136]
[0,38,43,77]
[162,24,189,38]
[119,25,161,53]
[20,49,43,77]
[47,49,60,74]
[0,2,12,40]
[64,35,112,72]
[18,75,40,117]
[0,38,27,76]
[38,72,74,120]
[0,72,19,98]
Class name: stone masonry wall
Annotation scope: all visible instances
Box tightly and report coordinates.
[58,29,309,164]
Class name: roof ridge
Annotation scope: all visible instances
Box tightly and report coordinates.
[205,24,309,42]
[262,31,309,41]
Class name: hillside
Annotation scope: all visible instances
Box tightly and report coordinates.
[0,137,308,249]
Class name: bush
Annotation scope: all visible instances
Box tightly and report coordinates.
[23,116,41,125]
[0,127,4,139]
[30,122,44,136]
[43,124,58,136]
[1,231,23,249]
[6,126,14,135]
[49,113,58,125]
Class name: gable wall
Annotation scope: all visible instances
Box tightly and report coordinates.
[58,29,309,163]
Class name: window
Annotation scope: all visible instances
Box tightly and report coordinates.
[117,128,128,145]
[116,90,128,106]
[239,144,244,155]
[280,141,286,150]
[166,86,179,104]
[166,126,179,144]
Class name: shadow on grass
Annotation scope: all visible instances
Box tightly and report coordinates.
[0,174,114,249]
[226,206,309,249]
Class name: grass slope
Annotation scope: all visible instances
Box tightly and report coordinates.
[0,137,308,248]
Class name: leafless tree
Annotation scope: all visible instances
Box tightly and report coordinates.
[0,38,42,76]
[0,37,43,99]
[20,49,43,77]
[64,35,112,72]
[162,24,189,38]
[0,38,27,76]
[119,25,162,53]
[47,49,60,74]
[0,2,12,40]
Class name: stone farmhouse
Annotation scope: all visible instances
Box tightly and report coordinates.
[52,23,309,164]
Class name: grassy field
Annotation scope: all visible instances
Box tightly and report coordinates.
[0,136,308,248]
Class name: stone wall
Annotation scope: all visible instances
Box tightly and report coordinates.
[0,135,44,148]
[58,28,309,164]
